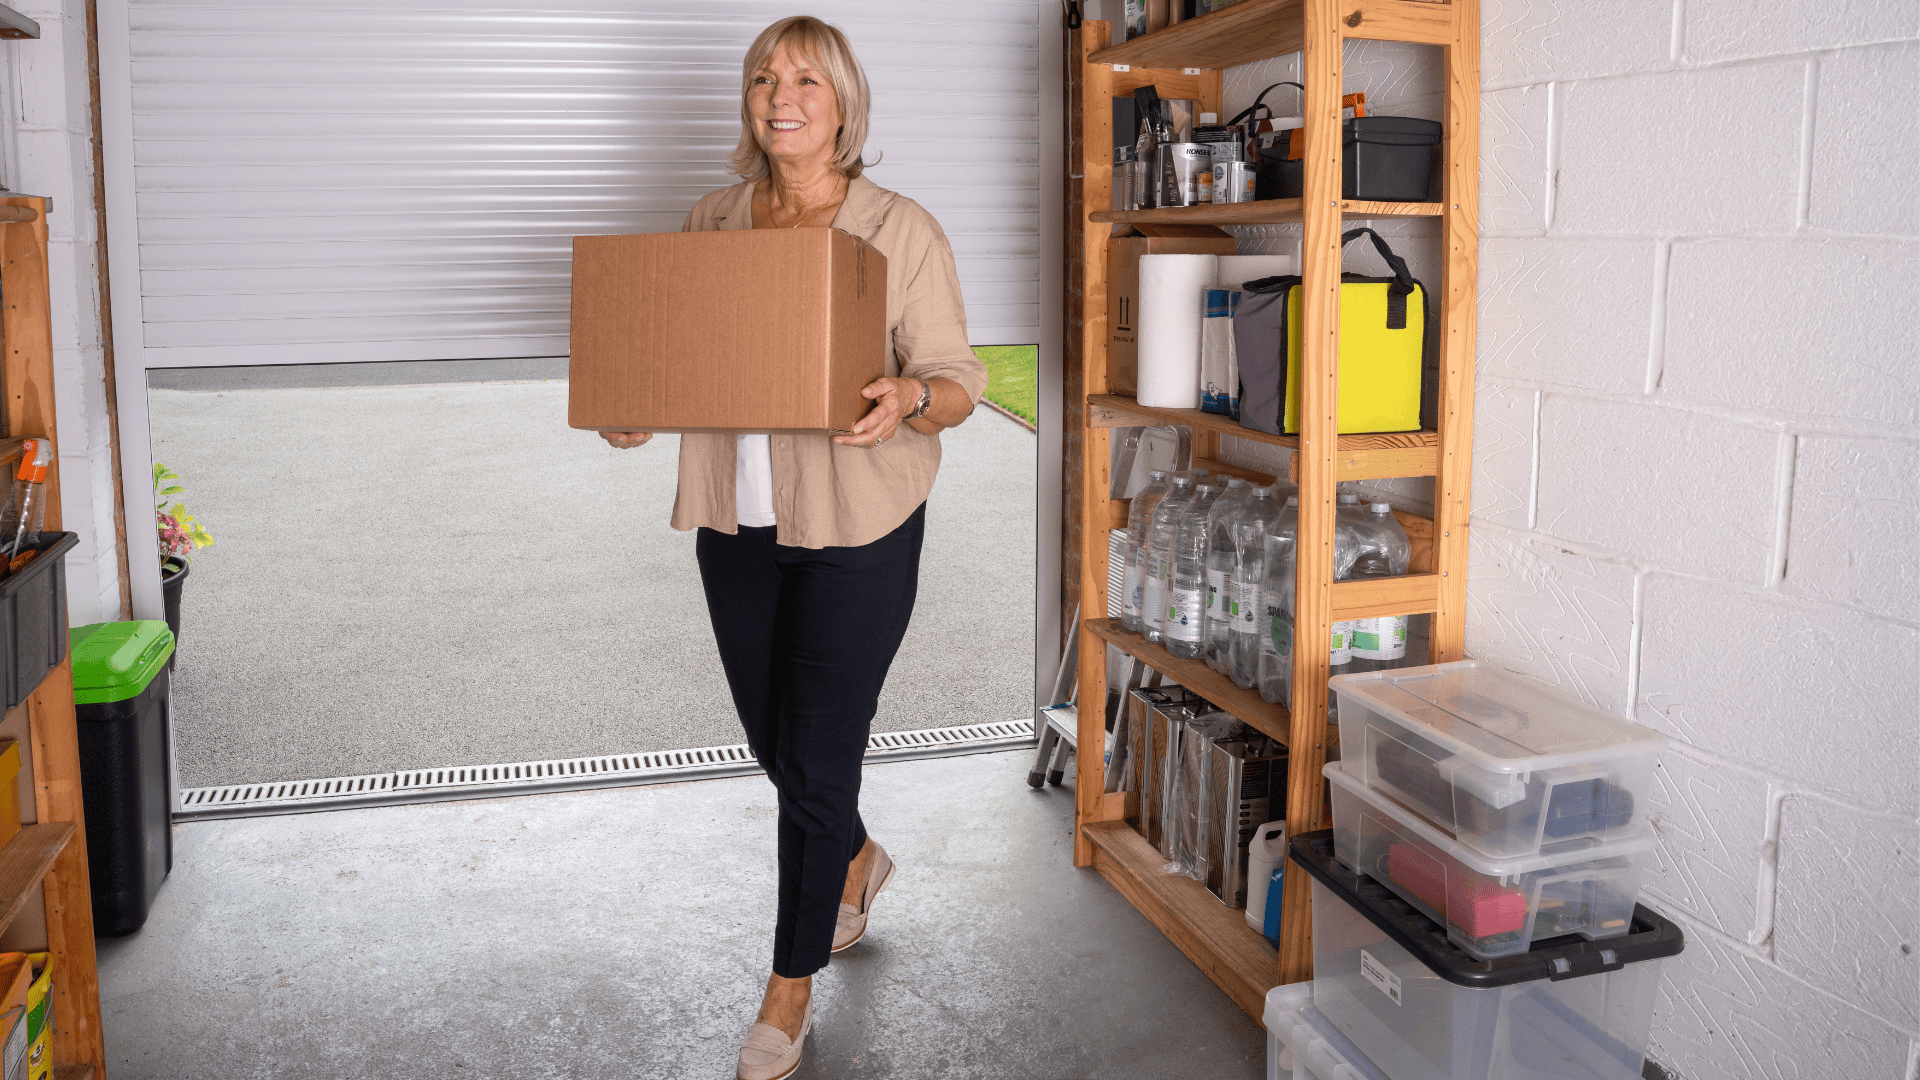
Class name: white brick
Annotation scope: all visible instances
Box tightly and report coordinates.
[1784,437,1920,621]
[1481,0,1674,87]
[1343,39,1441,113]
[1481,84,1549,234]
[1469,381,1531,527]
[10,126,81,210]
[1642,747,1770,942]
[1686,0,1920,64]
[1223,54,1301,122]
[1557,64,1804,235]
[44,238,100,354]
[11,13,81,132]
[1663,238,1920,428]
[1809,43,1920,237]
[1773,796,1919,1031]
[1647,924,1914,1080]
[1479,238,1655,393]
[1638,576,1920,817]
[1535,398,1778,581]
[1463,528,1635,713]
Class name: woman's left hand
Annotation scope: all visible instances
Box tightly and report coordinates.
[834,376,920,449]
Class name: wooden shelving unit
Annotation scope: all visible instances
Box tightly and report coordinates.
[1064,0,1479,1014]
[1,195,110,1077]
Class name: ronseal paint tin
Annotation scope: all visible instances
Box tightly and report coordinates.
[1157,143,1212,207]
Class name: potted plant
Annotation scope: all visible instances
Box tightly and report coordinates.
[154,463,213,655]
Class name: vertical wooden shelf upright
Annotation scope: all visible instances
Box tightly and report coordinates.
[1064,0,1479,1017]
[1,194,110,1079]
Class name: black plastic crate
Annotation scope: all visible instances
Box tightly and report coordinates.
[1254,116,1443,203]
[0,531,78,708]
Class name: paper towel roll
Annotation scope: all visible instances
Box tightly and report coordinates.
[1136,253,1218,409]
[1217,254,1296,289]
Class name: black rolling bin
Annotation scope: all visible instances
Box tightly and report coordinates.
[70,620,176,936]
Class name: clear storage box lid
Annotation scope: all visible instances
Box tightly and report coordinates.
[1330,660,1666,775]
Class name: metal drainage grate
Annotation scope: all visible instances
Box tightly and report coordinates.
[176,718,1036,821]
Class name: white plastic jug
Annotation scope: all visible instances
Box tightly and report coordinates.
[1243,820,1287,937]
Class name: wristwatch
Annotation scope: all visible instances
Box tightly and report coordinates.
[909,379,932,419]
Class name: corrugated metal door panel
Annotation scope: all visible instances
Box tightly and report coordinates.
[124,0,1042,365]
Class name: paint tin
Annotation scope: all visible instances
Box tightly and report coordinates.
[1213,160,1257,204]
[1157,143,1212,207]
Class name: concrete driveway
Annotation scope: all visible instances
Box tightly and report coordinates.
[147,360,1036,787]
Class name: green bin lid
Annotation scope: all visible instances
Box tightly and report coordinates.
[69,621,175,704]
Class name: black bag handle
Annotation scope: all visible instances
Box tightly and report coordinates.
[1342,227,1416,330]
[1227,81,1302,130]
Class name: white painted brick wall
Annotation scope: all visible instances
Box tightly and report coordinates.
[1460,3,1920,1073]
[3,0,124,627]
[1215,5,1920,1075]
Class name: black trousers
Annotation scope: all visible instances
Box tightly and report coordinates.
[695,504,926,978]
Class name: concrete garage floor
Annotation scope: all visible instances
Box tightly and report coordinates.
[96,751,1267,1079]
[146,359,1036,788]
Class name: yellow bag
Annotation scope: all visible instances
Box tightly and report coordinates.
[1233,227,1433,435]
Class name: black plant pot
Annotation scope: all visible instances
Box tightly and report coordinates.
[160,557,189,668]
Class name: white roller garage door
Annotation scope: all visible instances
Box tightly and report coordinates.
[104,0,1044,367]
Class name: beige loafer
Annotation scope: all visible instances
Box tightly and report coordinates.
[736,1000,811,1080]
[831,844,894,953]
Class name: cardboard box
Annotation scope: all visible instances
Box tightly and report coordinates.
[568,228,887,435]
[1106,225,1236,396]
[0,953,29,1080]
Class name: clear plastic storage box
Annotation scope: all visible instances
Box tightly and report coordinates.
[1326,762,1653,959]
[1292,831,1683,1080]
[1331,661,1666,859]
[1266,982,1388,1080]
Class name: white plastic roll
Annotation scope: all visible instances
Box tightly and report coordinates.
[1136,253,1218,408]
[1216,254,1296,290]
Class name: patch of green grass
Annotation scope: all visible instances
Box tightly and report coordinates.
[974,344,1037,427]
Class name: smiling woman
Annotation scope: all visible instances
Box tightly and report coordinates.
[594,15,989,1080]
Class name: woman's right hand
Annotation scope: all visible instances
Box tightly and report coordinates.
[599,431,653,449]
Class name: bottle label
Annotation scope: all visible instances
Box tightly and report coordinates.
[1351,615,1409,660]
[1169,587,1204,642]
[1206,570,1228,616]
[1266,597,1292,654]
[1331,620,1353,663]
[1236,581,1260,628]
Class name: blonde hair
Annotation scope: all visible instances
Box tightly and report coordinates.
[730,16,873,181]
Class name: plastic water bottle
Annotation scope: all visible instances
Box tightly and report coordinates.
[1122,470,1169,632]
[1257,496,1299,705]
[1166,482,1222,658]
[1330,492,1367,665]
[1348,502,1412,674]
[1143,475,1195,644]
[1229,487,1281,689]
[1203,478,1251,671]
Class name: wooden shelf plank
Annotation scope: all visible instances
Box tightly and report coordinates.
[1089,0,1304,69]
[53,1064,95,1080]
[0,822,75,933]
[1091,197,1441,227]
[1085,820,1278,1020]
[1088,0,1454,69]
[1089,395,1440,481]
[1083,617,1291,745]
[1331,574,1441,620]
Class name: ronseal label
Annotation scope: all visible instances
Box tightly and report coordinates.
[1359,948,1402,1005]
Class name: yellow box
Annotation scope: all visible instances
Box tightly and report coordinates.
[0,953,49,1080]
[0,742,19,850]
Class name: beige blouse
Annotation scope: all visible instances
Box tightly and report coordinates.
[669,176,989,549]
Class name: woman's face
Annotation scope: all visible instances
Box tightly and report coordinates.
[748,42,842,171]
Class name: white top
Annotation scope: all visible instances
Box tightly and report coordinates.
[734,434,777,528]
